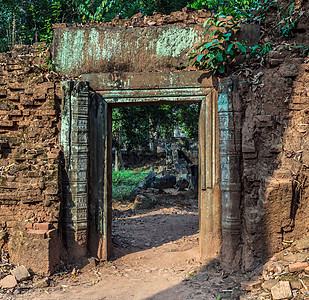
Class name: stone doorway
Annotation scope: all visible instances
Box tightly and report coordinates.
[60,71,241,268]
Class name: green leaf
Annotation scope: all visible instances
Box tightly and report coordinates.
[216,52,224,62]
[218,65,225,73]
[227,43,234,52]
[197,55,204,62]
[203,18,211,27]
[204,41,215,49]
[235,42,247,53]
[209,30,217,38]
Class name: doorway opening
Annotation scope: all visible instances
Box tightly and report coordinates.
[111,103,199,259]
[60,73,222,265]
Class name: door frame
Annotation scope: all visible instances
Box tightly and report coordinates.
[60,71,224,262]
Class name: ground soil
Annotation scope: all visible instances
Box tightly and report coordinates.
[5,194,249,300]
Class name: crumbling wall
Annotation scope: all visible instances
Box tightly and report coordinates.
[0,44,62,275]
[240,52,309,270]
[0,7,308,275]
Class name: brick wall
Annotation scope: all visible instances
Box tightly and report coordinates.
[0,44,62,275]
[240,53,309,270]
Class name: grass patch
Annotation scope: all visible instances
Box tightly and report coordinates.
[112,169,149,200]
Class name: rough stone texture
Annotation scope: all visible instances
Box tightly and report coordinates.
[10,265,30,281]
[52,21,259,77]
[288,262,308,272]
[0,44,63,275]
[262,279,279,290]
[0,275,17,289]
[53,19,309,271]
[240,280,261,291]
[295,236,309,250]
[271,281,292,299]
[239,55,309,270]
[33,277,49,288]
[0,9,308,275]
[133,194,158,209]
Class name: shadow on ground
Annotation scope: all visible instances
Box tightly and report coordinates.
[112,205,199,259]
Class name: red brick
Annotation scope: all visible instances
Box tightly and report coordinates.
[0,120,14,127]
[8,83,25,90]
[7,93,20,101]
[20,94,33,106]
[33,223,52,231]
[0,88,7,97]
[289,262,309,272]
[25,223,33,230]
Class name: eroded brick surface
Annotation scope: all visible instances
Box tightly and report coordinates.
[0,44,62,275]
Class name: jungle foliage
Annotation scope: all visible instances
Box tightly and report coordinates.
[0,0,267,53]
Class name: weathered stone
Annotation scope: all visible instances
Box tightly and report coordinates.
[239,296,252,300]
[271,281,292,299]
[152,175,176,189]
[279,64,299,77]
[295,236,309,250]
[241,280,261,291]
[11,265,31,282]
[290,280,302,290]
[269,51,284,59]
[289,262,308,272]
[262,279,279,290]
[131,182,147,196]
[133,193,158,209]
[0,275,17,289]
[176,178,189,190]
[33,277,49,288]
[269,58,284,66]
[145,171,156,187]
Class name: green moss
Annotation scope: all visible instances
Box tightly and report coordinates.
[60,30,86,72]
[149,26,200,58]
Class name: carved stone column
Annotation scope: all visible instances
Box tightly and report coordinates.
[218,77,243,270]
[60,81,89,260]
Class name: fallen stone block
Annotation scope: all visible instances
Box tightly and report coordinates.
[290,280,303,290]
[11,265,31,282]
[241,280,261,291]
[289,261,308,272]
[152,175,176,189]
[0,275,18,289]
[271,281,292,299]
[33,277,49,288]
[279,63,299,77]
[296,236,309,250]
[262,279,279,290]
[133,193,158,209]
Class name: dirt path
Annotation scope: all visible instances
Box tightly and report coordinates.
[8,197,245,300]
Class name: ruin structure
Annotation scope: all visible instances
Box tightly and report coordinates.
[0,9,308,274]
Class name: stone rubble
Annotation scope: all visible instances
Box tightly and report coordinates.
[0,275,17,289]
[11,265,31,282]
[240,235,309,300]
[52,7,213,29]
